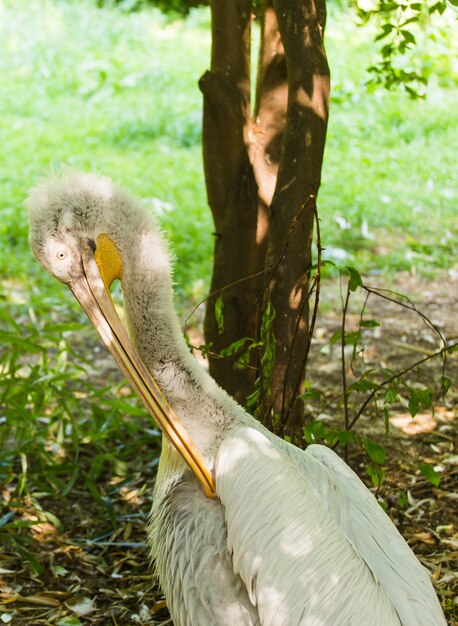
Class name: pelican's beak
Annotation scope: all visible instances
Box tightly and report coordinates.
[68,237,216,499]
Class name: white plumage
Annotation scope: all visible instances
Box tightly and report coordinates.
[27,171,446,626]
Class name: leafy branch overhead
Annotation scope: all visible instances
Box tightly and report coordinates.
[356,0,455,96]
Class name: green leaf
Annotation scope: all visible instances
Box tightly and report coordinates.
[408,393,419,417]
[441,376,451,396]
[57,618,82,626]
[220,337,252,358]
[400,16,420,26]
[409,388,432,416]
[385,386,398,403]
[384,407,390,435]
[259,302,276,387]
[323,429,340,446]
[9,541,44,575]
[428,1,446,13]
[344,330,361,347]
[330,330,342,345]
[420,463,441,487]
[359,319,380,328]
[418,388,432,408]
[42,511,62,530]
[0,332,45,353]
[303,420,326,444]
[337,430,359,446]
[85,477,102,503]
[375,23,395,41]
[400,30,416,44]
[0,309,21,331]
[343,266,363,292]
[364,438,386,465]
[102,496,117,525]
[397,489,407,508]
[349,379,380,392]
[103,399,145,416]
[299,388,322,401]
[366,463,385,489]
[214,293,224,335]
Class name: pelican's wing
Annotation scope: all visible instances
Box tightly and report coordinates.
[299,443,446,626]
[216,426,401,626]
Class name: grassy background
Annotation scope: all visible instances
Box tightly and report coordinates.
[1,0,457,310]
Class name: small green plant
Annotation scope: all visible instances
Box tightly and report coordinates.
[298,262,456,487]
[0,300,162,564]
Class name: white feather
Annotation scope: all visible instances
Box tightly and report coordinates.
[217,426,402,626]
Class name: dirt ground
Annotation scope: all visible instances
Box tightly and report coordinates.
[1,273,457,625]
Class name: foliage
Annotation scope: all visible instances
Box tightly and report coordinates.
[0,300,161,563]
[297,262,456,487]
[355,0,457,96]
[98,0,208,15]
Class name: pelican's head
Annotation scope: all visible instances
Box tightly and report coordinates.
[26,170,216,499]
[27,170,163,288]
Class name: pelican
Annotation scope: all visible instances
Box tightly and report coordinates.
[27,171,446,626]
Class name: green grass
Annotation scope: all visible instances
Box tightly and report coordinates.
[0,0,457,308]
[0,0,213,310]
[1,1,457,297]
[321,8,458,273]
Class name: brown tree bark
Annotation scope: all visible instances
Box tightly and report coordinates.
[201,0,330,426]
[259,0,330,432]
[200,0,261,405]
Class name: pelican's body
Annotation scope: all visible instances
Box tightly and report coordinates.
[28,172,446,626]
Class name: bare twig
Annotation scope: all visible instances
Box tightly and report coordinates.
[351,289,370,377]
[184,268,271,325]
[362,283,448,404]
[362,285,446,347]
[348,341,458,432]
[341,281,351,462]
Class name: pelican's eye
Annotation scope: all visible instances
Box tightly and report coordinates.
[56,249,67,261]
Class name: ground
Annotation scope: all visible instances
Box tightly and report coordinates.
[1,273,457,625]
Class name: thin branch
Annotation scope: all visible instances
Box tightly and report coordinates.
[351,289,370,377]
[362,283,449,405]
[341,281,351,462]
[362,285,446,348]
[348,340,458,432]
[184,267,271,325]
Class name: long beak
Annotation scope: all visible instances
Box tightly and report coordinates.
[68,246,216,499]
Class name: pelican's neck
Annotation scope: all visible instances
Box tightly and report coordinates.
[122,263,197,391]
[119,229,232,456]
[118,227,244,460]
[118,227,218,405]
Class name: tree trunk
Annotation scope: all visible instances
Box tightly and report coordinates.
[201,0,330,428]
[200,0,262,405]
[260,0,330,433]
